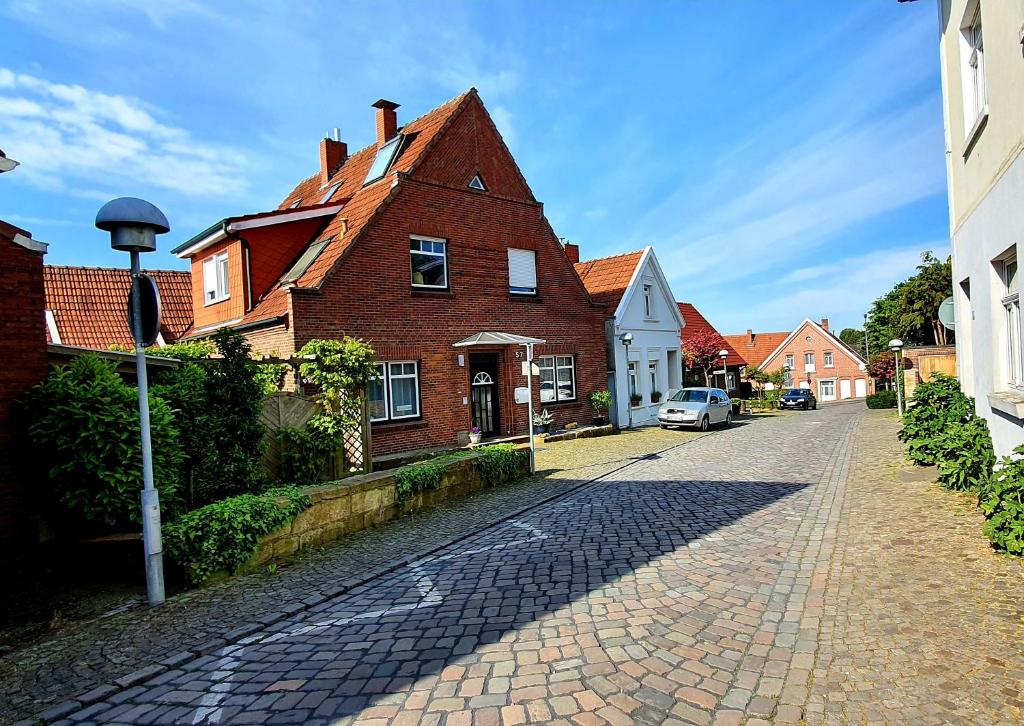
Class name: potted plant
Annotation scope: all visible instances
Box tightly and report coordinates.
[532,408,553,434]
[589,390,612,426]
[630,393,643,407]
[651,390,662,404]
[469,426,482,445]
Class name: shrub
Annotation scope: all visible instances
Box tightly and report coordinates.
[589,390,612,414]
[979,446,1024,555]
[476,444,528,485]
[164,486,310,584]
[934,417,995,492]
[865,390,897,409]
[24,355,184,533]
[898,374,974,465]
[276,415,343,486]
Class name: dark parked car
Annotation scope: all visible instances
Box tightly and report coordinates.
[780,388,817,410]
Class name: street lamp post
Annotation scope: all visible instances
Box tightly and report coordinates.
[619,332,634,429]
[95,197,170,607]
[863,313,870,360]
[889,338,905,416]
[718,349,728,390]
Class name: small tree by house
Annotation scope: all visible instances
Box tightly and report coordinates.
[683,329,723,386]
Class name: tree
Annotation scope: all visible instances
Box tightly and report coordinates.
[838,327,866,359]
[894,252,954,346]
[682,329,724,385]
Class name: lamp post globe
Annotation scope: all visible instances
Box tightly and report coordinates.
[96,197,169,253]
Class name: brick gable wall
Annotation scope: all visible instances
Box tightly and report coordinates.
[0,232,48,553]
[762,321,873,400]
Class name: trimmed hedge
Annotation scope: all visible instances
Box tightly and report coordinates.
[865,390,897,409]
[394,444,528,504]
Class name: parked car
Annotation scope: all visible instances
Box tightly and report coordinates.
[658,387,732,431]
[780,388,817,410]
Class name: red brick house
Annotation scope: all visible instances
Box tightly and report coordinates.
[173,90,607,456]
[677,303,747,392]
[0,220,48,554]
[43,266,192,349]
[725,318,872,401]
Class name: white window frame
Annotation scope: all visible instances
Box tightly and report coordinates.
[648,360,658,395]
[785,354,795,370]
[804,352,815,367]
[368,361,421,422]
[627,361,639,401]
[643,284,654,319]
[998,253,1023,389]
[824,351,834,368]
[508,248,538,295]
[203,251,229,305]
[538,355,576,402]
[368,363,389,423]
[410,235,448,290]
[960,2,988,144]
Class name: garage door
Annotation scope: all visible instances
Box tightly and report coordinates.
[840,379,851,399]
[855,378,867,398]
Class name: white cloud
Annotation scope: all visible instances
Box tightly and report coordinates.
[0,68,249,198]
[583,206,608,220]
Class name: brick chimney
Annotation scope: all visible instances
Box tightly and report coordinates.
[746,329,753,344]
[320,133,348,186]
[564,242,580,264]
[821,317,829,331]
[372,99,400,146]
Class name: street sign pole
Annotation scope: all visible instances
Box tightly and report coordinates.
[131,250,165,606]
[525,342,536,474]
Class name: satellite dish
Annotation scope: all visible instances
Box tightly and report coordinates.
[127,273,163,347]
[938,296,955,331]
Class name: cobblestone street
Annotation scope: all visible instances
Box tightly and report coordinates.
[9,405,1024,725]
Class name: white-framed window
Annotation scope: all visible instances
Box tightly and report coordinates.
[468,174,486,191]
[628,361,639,400]
[643,284,654,318]
[960,3,987,134]
[319,182,341,204]
[648,360,658,395]
[508,248,537,295]
[824,351,834,368]
[203,251,229,305]
[785,354,795,370]
[804,352,815,366]
[410,236,447,289]
[368,361,421,422]
[998,253,1022,388]
[538,355,576,402]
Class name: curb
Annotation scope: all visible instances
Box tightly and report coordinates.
[26,430,712,724]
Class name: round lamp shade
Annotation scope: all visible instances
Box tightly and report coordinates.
[96,197,170,252]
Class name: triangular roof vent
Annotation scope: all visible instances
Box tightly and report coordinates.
[468,173,486,191]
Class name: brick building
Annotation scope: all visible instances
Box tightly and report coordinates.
[0,221,48,554]
[725,318,872,401]
[174,90,608,455]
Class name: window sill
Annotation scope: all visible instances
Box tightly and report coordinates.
[372,418,427,431]
[204,296,230,308]
[537,398,579,407]
[509,294,543,303]
[987,390,1024,420]
[411,288,454,298]
[962,107,989,158]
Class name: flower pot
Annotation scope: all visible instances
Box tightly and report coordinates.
[592,416,606,426]
[469,432,482,444]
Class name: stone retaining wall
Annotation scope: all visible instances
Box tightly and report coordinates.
[247,447,529,569]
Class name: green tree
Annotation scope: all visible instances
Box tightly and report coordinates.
[894,252,954,346]
[838,327,866,359]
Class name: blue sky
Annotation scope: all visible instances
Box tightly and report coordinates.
[1,0,948,335]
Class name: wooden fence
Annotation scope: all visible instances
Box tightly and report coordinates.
[259,392,372,481]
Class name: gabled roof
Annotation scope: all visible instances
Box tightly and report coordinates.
[759,318,867,370]
[722,330,789,368]
[678,303,747,367]
[43,266,192,349]
[573,250,645,311]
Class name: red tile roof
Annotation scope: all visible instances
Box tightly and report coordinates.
[44,265,192,349]
[678,303,747,367]
[721,329,790,368]
[573,250,645,311]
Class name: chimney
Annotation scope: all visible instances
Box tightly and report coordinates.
[320,131,348,186]
[746,329,753,344]
[821,317,829,331]
[372,99,400,146]
[564,242,580,264]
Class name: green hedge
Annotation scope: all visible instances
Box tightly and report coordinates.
[865,390,897,409]
[394,444,527,504]
[979,446,1024,555]
[164,486,311,584]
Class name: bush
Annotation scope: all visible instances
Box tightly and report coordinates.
[979,446,1024,555]
[934,417,995,492]
[24,355,184,533]
[898,374,974,465]
[393,445,525,504]
[164,486,310,584]
[276,415,343,486]
[865,390,897,409]
[589,390,612,415]
[476,444,528,485]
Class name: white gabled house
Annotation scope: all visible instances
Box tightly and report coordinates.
[572,245,685,427]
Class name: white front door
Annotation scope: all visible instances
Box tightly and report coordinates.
[839,379,851,399]
[855,378,867,398]
[819,379,836,401]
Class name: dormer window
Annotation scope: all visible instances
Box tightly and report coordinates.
[203,251,229,305]
[364,135,404,185]
[319,182,341,204]
[468,174,486,191]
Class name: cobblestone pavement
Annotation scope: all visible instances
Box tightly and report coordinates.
[807,410,1024,725]
[52,405,861,725]
[1,424,709,723]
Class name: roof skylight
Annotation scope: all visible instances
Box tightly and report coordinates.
[283,238,330,283]
[319,182,341,204]
[364,135,403,185]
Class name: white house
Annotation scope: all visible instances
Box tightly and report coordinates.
[931,0,1024,456]
[572,245,685,427]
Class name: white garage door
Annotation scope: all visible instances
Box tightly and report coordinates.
[840,379,851,399]
[855,378,867,398]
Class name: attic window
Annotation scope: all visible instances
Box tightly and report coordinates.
[319,182,341,204]
[468,174,486,191]
[283,238,330,283]
[364,135,404,185]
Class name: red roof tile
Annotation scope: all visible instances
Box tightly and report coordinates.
[44,265,192,349]
[573,250,645,311]
[678,303,747,367]
[721,329,789,368]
